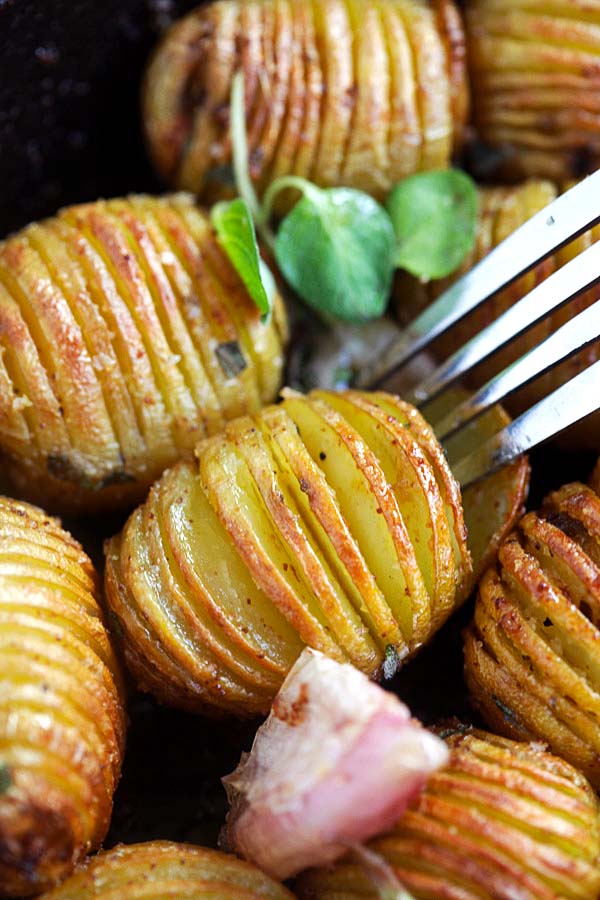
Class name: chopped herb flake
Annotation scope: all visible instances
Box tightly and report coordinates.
[216,341,247,378]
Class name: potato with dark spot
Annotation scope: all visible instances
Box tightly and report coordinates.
[297,728,600,900]
[465,469,600,789]
[143,0,469,202]
[0,497,125,897]
[0,194,286,514]
[104,388,528,718]
[39,841,294,900]
[465,0,600,181]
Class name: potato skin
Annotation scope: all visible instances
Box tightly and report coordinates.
[465,473,600,789]
[0,193,286,515]
[0,497,125,897]
[143,0,469,202]
[296,728,600,900]
[465,1,600,182]
[39,841,294,899]
[104,389,472,717]
[394,179,600,448]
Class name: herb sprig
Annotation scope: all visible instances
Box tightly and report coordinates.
[212,72,478,325]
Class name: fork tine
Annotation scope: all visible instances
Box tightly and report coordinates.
[358,170,600,389]
[406,239,600,410]
[434,296,600,440]
[448,359,600,488]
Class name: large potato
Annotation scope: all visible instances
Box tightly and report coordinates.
[296,728,600,900]
[394,179,600,448]
[0,497,125,897]
[143,0,469,202]
[39,841,293,899]
[0,194,286,514]
[465,470,600,788]
[105,388,527,718]
[465,0,600,181]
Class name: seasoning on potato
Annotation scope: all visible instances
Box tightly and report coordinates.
[0,497,125,898]
[464,470,600,789]
[38,841,293,900]
[296,728,600,900]
[143,0,469,202]
[394,179,600,448]
[465,0,600,182]
[0,193,286,515]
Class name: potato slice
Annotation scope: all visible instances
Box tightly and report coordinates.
[259,405,402,656]
[281,390,429,646]
[225,416,380,671]
[39,841,294,900]
[291,0,323,181]
[314,389,455,638]
[297,729,600,900]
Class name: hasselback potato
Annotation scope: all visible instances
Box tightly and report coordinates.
[297,728,600,900]
[395,179,600,447]
[39,841,293,899]
[0,193,286,514]
[0,497,125,897]
[105,388,473,717]
[464,473,600,789]
[465,0,600,181]
[143,0,469,202]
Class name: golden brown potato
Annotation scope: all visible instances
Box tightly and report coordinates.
[296,728,600,900]
[104,387,528,718]
[394,179,600,448]
[39,841,294,899]
[0,497,125,897]
[465,472,600,789]
[0,194,286,515]
[143,0,469,202]
[465,0,600,181]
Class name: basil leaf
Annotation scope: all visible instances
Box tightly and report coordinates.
[387,169,478,280]
[211,197,272,319]
[274,187,396,323]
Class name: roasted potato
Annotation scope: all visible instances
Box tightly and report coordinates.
[39,841,293,899]
[0,497,125,897]
[143,0,469,203]
[0,194,286,515]
[104,387,528,718]
[296,728,600,900]
[394,179,600,448]
[465,472,600,789]
[465,0,600,181]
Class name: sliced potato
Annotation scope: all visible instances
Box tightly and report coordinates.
[0,194,286,514]
[39,841,293,900]
[0,498,125,897]
[105,389,480,715]
[297,728,600,900]
[143,0,468,202]
[465,469,600,787]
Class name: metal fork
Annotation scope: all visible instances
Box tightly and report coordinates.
[358,170,600,488]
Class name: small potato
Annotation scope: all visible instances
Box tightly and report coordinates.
[394,179,600,449]
[39,841,293,900]
[465,471,600,788]
[143,0,469,202]
[0,497,125,897]
[104,388,527,718]
[297,728,600,900]
[465,0,600,181]
[0,194,286,514]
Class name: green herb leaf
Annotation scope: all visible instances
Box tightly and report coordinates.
[211,198,272,319]
[274,186,396,323]
[0,762,11,795]
[383,644,400,680]
[215,341,248,378]
[387,169,478,280]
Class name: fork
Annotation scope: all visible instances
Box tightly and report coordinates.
[357,170,600,488]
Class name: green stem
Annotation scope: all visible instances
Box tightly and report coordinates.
[261,175,320,224]
[230,70,276,252]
